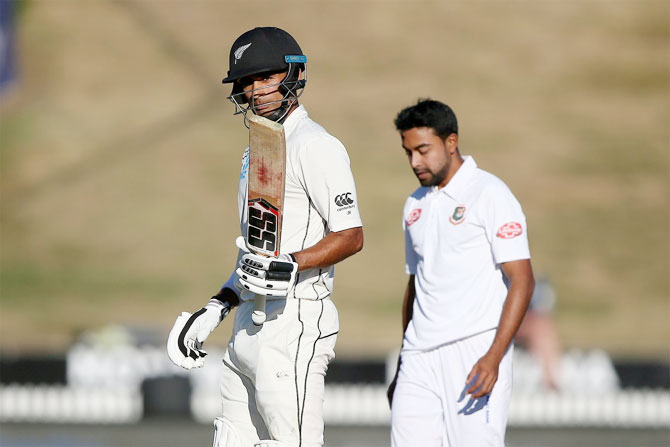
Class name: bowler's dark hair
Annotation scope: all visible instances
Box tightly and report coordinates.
[394,99,458,139]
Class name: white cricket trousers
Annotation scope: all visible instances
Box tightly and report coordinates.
[391,329,513,447]
[219,297,338,447]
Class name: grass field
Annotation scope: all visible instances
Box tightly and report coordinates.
[1,422,669,447]
[1,1,668,358]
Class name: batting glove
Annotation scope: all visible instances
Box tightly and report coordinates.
[236,252,298,297]
[166,298,231,370]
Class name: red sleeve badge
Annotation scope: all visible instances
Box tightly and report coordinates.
[496,222,523,239]
[406,208,422,227]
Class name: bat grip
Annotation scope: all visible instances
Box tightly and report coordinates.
[237,237,268,325]
[252,295,267,326]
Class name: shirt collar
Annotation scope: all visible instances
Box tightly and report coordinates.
[437,155,477,200]
[282,104,307,138]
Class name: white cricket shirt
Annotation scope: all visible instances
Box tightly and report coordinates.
[402,156,530,351]
[226,105,362,300]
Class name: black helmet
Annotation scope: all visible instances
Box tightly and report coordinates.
[222,27,304,84]
[223,27,307,124]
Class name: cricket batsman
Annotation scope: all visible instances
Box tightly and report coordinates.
[167,27,364,447]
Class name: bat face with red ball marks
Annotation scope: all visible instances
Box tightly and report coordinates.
[246,114,286,258]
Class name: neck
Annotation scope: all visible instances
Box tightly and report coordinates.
[282,101,299,121]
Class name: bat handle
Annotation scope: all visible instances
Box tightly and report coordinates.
[236,237,267,325]
[252,295,267,326]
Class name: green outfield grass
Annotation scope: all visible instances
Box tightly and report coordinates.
[1,1,668,358]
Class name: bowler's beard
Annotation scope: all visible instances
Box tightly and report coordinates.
[417,165,448,187]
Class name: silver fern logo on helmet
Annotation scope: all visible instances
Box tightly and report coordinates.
[233,43,252,64]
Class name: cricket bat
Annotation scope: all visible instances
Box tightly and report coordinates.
[245,114,286,325]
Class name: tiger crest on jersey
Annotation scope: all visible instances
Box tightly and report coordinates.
[449,206,466,225]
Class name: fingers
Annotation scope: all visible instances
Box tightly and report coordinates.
[236,258,293,296]
[265,270,292,281]
[238,263,291,281]
[268,259,295,272]
[235,251,297,298]
[167,310,213,370]
[172,343,206,370]
[236,268,290,290]
[239,263,266,279]
[235,236,250,253]
[465,367,497,398]
[236,275,289,297]
[465,371,482,396]
[181,354,205,370]
[179,339,207,369]
[472,378,495,398]
[167,313,195,368]
[239,253,295,275]
[466,368,477,388]
[240,253,274,270]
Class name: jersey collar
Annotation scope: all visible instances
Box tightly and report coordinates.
[282,104,307,138]
[438,155,477,200]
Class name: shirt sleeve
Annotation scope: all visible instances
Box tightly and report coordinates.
[221,269,241,296]
[299,135,363,232]
[403,199,419,274]
[481,181,531,264]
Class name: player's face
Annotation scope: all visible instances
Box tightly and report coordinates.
[239,70,288,118]
[401,127,457,188]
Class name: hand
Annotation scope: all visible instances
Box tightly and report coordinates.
[465,352,501,398]
[166,299,230,370]
[236,251,298,297]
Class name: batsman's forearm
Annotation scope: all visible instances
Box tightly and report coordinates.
[292,226,363,271]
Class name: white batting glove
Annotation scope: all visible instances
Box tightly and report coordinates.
[166,298,231,370]
[236,252,298,297]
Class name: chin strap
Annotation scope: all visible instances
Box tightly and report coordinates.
[228,62,306,126]
[263,99,297,123]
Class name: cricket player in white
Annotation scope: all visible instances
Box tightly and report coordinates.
[167,27,363,447]
[388,99,535,447]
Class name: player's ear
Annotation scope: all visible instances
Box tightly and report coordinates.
[445,133,458,154]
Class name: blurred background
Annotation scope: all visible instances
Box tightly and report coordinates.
[0,0,668,446]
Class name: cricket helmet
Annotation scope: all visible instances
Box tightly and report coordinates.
[223,27,307,123]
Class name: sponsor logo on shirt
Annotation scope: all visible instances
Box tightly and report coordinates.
[449,206,466,225]
[496,222,523,239]
[240,150,249,180]
[406,208,422,226]
[334,192,356,213]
